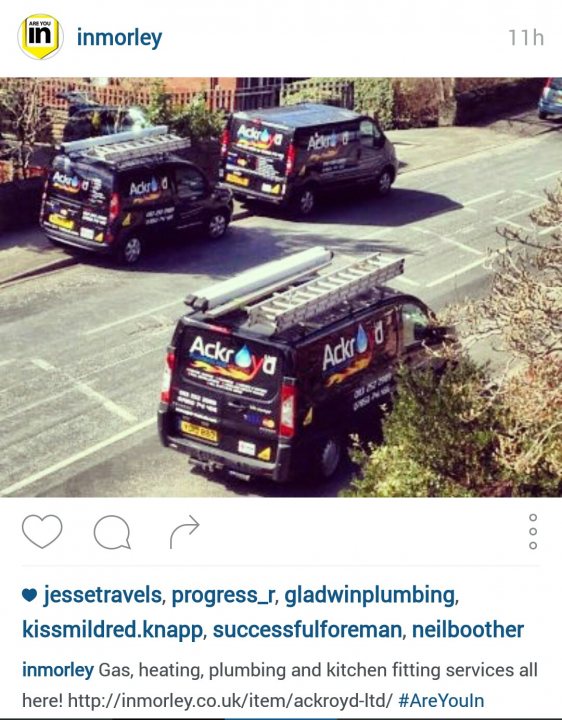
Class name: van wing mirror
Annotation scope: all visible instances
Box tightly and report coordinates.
[414,324,456,343]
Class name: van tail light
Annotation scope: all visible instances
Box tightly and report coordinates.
[108,192,120,223]
[279,380,297,439]
[220,128,230,157]
[40,178,48,215]
[286,142,296,176]
[160,350,176,404]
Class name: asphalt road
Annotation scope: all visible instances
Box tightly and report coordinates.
[1,129,560,498]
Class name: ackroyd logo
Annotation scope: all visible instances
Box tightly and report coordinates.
[18,14,63,60]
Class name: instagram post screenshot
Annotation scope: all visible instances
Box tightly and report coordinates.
[0,2,561,718]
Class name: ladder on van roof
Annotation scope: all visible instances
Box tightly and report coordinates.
[187,248,405,334]
[245,253,404,333]
[62,126,191,166]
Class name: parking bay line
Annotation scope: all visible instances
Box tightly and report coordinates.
[31,358,137,424]
[534,170,561,182]
[412,226,483,256]
[426,256,488,288]
[0,418,155,497]
[84,297,185,336]
[462,190,505,206]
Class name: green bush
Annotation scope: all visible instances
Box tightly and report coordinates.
[147,81,224,141]
[343,356,507,498]
[353,79,395,129]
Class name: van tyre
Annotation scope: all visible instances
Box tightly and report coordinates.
[118,235,143,265]
[314,433,344,481]
[538,111,548,120]
[292,186,316,218]
[375,168,394,196]
[205,210,230,240]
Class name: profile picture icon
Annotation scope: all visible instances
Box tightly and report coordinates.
[18,14,63,60]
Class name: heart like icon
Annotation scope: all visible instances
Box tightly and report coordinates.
[22,514,63,549]
[22,588,37,602]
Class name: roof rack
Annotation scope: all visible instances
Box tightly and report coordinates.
[61,126,191,167]
[246,253,404,333]
[185,247,334,314]
[186,247,404,334]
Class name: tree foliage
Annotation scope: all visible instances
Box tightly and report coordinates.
[345,180,562,497]
[0,78,53,177]
[147,81,224,141]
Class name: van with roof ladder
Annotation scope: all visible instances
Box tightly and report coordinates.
[158,247,452,484]
[219,103,398,217]
[40,126,233,265]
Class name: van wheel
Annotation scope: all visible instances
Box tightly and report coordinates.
[292,186,316,218]
[118,235,143,265]
[376,168,394,196]
[315,434,344,481]
[538,110,548,120]
[205,210,230,240]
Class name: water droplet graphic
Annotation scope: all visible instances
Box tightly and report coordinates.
[150,177,158,192]
[260,129,270,143]
[356,324,368,353]
[234,345,252,368]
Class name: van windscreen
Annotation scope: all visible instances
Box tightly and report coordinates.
[180,328,283,401]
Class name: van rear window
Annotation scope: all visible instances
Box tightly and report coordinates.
[180,329,282,401]
[230,118,289,158]
[47,161,111,207]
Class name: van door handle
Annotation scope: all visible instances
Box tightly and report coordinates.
[227,400,246,410]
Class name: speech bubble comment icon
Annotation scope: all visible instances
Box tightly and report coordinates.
[93,515,131,550]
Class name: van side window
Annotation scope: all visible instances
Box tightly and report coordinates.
[359,119,382,148]
[401,302,430,348]
[176,166,207,200]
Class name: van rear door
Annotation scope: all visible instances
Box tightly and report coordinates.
[222,117,291,200]
[172,325,285,463]
[41,158,112,243]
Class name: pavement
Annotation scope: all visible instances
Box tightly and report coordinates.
[1,105,559,287]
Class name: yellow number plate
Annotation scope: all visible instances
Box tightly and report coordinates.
[226,173,249,187]
[49,213,74,230]
[181,421,218,442]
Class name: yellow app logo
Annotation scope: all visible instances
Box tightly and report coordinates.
[19,15,63,60]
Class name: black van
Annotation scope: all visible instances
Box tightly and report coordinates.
[219,103,398,217]
[158,247,450,483]
[40,127,233,265]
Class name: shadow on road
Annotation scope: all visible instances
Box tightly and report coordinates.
[62,187,458,283]
[190,457,356,498]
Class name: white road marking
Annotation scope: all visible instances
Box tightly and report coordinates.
[0,359,15,368]
[84,297,184,336]
[31,358,55,371]
[30,357,137,424]
[496,202,543,221]
[515,190,545,201]
[393,275,420,286]
[539,224,560,237]
[72,380,137,423]
[534,170,561,182]
[426,256,488,288]
[437,236,483,256]
[462,190,505,206]
[494,217,531,233]
[412,226,483,256]
[0,418,155,497]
